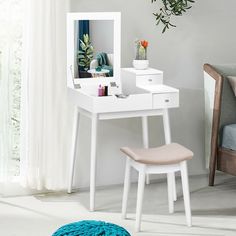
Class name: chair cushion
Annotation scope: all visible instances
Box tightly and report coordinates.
[222,124,236,151]
[120,143,193,165]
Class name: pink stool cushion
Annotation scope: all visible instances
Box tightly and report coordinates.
[120,143,193,165]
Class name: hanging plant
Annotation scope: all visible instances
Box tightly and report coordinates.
[151,0,195,33]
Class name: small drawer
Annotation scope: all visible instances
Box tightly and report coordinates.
[153,92,179,109]
[136,74,163,86]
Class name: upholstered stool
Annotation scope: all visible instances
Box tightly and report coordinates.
[52,220,131,236]
[121,143,193,232]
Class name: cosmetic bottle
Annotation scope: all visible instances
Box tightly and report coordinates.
[104,86,108,96]
[98,85,103,96]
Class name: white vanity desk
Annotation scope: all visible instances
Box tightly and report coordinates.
[67,12,179,212]
[67,68,179,211]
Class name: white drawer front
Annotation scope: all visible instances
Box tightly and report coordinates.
[136,74,163,86]
[153,93,179,109]
[93,93,153,113]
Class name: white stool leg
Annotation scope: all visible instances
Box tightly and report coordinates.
[122,158,131,219]
[90,114,98,212]
[68,107,80,194]
[135,167,146,232]
[141,116,150,185]
[180,161,192,227]
[163,109,177,201]
[167,173,174,214]
[171,172,177,201]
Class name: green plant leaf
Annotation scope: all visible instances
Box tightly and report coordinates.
[152,0,194,33]
[78,34,94,69]
[78,55,85,59]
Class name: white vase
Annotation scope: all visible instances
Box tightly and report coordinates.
[133,60,149,70]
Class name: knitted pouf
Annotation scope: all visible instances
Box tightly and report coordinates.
[52,220,131,236]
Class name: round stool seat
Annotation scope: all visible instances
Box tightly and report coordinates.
[52,220,131,236]
[121,143,193,165]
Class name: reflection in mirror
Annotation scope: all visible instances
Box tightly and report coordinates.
[74,20,114,79]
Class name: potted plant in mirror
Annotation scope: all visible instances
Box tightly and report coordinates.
[133,39,149,70]
[78,34,94,78]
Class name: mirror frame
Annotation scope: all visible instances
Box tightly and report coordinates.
[67,12,121,88]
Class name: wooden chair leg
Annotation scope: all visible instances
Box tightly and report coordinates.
[135,169,146,232]
[180,161,192,227]
[209,154,216,186]
[167,173,174,213]
[122,158,131,219]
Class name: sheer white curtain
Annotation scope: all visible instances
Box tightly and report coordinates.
[0,49,9,183]
[0,0,23,186]
[21,0,72,190]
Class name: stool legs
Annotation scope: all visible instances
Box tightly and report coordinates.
[135,168,146,232]
[121,159,192,231]
[163,109,177,201]
[172,173,177,201]
[122,158,131,219]
[180,161,192,227]
[167,173,174,214]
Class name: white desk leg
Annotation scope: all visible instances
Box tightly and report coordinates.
[68,107,80,194]
[163,109,177,201]
[90,113,98,211]
[141,116,150,185]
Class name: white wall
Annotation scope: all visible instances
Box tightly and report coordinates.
[70,0,236,188]
[90,20,114,56]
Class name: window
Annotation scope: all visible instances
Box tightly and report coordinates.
[0,0,23,179]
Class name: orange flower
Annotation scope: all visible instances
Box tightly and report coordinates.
[141,40,148,48]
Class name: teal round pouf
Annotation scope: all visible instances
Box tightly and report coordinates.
[52,220,131,236]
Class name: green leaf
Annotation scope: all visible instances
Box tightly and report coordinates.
[162,25,167,33]
[80,41,86,50]
[152,0,194,33]
[78,55,85,59]
[78,34,94,69]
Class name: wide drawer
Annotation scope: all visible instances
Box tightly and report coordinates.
[153,92,179,109]
[136,74,163,86]
[92,93,153,113]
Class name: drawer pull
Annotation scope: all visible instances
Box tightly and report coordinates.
[148,79,153,82]
[165,99,170,102]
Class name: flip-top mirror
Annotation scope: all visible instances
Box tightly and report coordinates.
[67,12,121,88]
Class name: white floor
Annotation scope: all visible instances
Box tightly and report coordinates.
[1,174,236,236]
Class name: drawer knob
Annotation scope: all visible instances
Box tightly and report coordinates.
[165,99,170,102]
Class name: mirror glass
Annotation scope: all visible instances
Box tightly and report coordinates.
[74,20,114,79]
